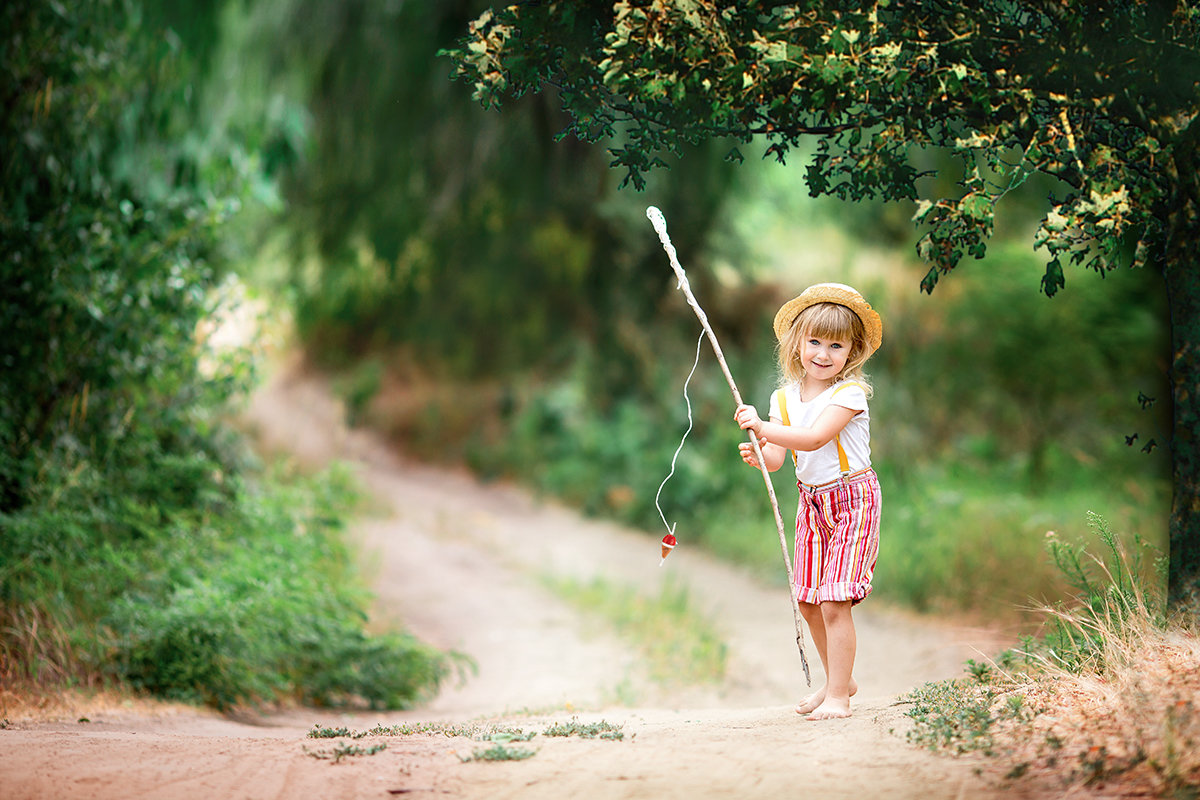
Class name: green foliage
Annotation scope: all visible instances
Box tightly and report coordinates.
[882,242,1169,485]
[447,0,1200,605]
[470,240,1168,617]
[2,0,237,689]
[450,1,1198,288]
[4,459,457,710]
[1,1,228,512]
[0,1,453,711]
[468,339,774,545]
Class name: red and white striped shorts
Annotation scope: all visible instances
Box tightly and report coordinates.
[792,469,882,605]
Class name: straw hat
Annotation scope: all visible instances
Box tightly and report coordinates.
[772,282,883,351]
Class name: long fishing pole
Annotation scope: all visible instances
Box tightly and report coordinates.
[646,206,811,686]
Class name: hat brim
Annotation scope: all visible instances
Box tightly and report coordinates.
[773,283,883,352]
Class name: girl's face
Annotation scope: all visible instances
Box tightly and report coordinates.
[799,333,851,383]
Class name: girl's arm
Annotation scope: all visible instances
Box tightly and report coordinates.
[735,404,857,453]
[737,417,788,472]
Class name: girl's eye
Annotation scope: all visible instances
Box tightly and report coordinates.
[831,343,843,349]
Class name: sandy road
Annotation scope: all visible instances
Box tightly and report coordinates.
[1,360,1024,799]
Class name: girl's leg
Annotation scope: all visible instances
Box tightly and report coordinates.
[795,600,857,714]
[807,600,856,720]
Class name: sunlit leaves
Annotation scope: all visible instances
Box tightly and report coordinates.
[447,0,1199,303]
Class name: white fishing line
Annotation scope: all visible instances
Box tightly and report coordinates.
[654,329,706,539]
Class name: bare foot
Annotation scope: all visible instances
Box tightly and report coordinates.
[806,696,852,720]
[794,678,857,714]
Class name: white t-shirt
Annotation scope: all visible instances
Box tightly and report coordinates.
[768,380,871,485]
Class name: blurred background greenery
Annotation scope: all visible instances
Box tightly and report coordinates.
[1,0,1170,707]
[239,0,1168,617]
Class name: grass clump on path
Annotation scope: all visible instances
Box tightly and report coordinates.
[304,742,388,762]
[312,717,626,765]
[308,721,535,741]
[459,743,538,763]
[543,718,625,741]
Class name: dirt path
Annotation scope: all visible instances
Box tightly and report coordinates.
[2,360,1022,799]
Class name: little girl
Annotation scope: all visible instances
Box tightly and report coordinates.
[734,282,883,721]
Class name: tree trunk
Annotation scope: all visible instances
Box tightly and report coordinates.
[1163,227,1200,610]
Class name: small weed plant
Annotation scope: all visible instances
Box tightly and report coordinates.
[304,742,388,763]
[902,666,1033,756]
[543,718,625,740]
[459,743,537,763]
[308,725,359,739]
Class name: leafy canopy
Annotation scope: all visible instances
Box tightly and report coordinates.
[448,1,1200,294]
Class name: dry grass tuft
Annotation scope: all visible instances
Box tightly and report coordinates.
[907,515,1198,798]
[987,607,1200,797]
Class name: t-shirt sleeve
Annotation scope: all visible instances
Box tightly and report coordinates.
[768,389,781,421]
[829,382,868,413]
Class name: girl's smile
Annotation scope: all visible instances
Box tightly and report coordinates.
[801,335,850,383]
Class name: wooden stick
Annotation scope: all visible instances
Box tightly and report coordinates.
[646,206,811,686]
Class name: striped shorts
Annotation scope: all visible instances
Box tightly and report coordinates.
[792,469,882,605]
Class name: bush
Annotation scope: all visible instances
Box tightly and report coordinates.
[0,2,453,711]
[4,459,457,710]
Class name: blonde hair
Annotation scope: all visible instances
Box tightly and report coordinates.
[778,302,874,394]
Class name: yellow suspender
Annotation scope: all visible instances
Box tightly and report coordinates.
[775,387,852,474]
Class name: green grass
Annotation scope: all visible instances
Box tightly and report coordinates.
[874,469,1168,618]
[543,718,625,740]
[459,743,538,762]
[544,574,727,686]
